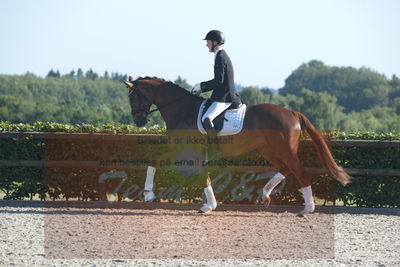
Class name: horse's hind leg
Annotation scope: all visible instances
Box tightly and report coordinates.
[259,143,315,216]
[281,153,315,216]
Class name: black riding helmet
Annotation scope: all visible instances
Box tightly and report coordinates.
[203,30,225,44]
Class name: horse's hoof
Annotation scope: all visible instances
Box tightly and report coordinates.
[198,209,211,214]
[108,193,118,202]
[297,206,315,217]
[296,212,313,217]
[143,191,156,202]
[262,195,271,209]
[199,205,212,213]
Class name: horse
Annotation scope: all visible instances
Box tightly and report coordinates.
[123,76,350,215]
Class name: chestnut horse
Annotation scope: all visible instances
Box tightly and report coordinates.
[123,76,350,215]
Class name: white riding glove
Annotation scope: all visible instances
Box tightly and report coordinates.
[192,83,202,95]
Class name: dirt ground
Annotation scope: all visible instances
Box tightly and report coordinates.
[0,201,399,266]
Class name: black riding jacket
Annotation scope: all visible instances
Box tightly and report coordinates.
[200,49,241,105]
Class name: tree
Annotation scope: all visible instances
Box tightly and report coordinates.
[63,70,76,79]
[103,71,110,79]
[76,68,84,80]
[388,74,400,112]
[174,76,191,91]
[46,69,60,78]
[240,86,269,106]
[85,69,98,80]
[269,93,303,111]
[1,70,399,133]
[298,88,344,131]
[280,60,391,112]
[111,72,127,82]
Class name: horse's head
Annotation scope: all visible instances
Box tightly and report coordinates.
[123,75,201,129]
[123,76,154,127]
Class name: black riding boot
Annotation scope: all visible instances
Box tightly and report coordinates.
[203,118,217,137]
[203,118,219,158]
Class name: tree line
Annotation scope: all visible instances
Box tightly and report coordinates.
[243,60,400,132]
[0,60,399,132]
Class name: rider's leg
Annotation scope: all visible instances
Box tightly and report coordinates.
[143,166,156,202]
[202,102,232,156]
[201,102,232,130]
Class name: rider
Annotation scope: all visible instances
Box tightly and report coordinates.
[192,30,242,137]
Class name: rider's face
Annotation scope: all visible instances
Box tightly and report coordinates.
[206,40,215,52]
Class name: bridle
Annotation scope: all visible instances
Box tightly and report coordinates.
[127,80,193,120]
[128,80,159,117]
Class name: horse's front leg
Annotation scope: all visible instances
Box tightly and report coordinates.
[143,166,156,202]
[199,171,218,213]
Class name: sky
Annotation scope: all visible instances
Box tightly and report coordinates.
[0,0,399,89]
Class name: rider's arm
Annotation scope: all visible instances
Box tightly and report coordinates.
[200,57,225,92]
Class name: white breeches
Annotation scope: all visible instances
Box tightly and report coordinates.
[202,101,232,126]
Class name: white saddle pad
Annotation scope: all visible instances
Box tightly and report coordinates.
[197,100,247,136]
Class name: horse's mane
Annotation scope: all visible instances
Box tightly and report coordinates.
[135,76,203,100]
[136,76,169,83]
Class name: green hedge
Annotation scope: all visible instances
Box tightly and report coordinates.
[0,121,166,134]
[0,122,399,207]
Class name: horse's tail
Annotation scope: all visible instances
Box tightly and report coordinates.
[296,112,351,186]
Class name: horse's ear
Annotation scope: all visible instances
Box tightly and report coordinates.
[123,80,134,88]
[128,76,134,82]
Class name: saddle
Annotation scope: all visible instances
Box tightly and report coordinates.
[197,100,247,136]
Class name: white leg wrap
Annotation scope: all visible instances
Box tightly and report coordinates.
[204,185,217,210]
[144,166,156,202]
[144,191,156,202]
[263,172,285,197]
[144,166,156,191]
[301,185,315,213]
